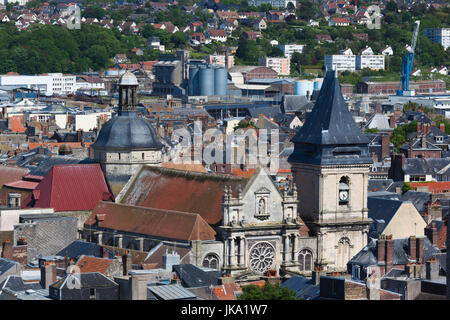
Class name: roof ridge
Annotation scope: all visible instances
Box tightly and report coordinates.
[99,201,201,217]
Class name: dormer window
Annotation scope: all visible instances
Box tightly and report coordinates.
[435,136,443,143]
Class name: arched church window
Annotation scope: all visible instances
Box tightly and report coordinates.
[202,254,220,270]
[249,242,275,273]
[339,177,349,205]
[298,249,313,272]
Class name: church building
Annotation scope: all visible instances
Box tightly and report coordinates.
[84,70,372,277]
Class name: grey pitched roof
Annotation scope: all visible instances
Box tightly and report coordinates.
[400,191,431,214]
[247,106,281,118]
[365,113,391,130]
[403,158,450,175]
[281,276,319,300]
[367,197,404,227]
[368,179,394,192]
[349,237,441,268]
[281,95,313,113]
[54,272,118,289]
[57,240,105,260]
[147,284,197,300]
[28,155,94,176]
[172,264,221,288]
[0,258,18,277]
[291,71,369,146]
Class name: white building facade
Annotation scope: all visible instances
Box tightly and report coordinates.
[423,28,450,50]
[324,51,356,72]
[276,44,305,59]
[0,73,76,95]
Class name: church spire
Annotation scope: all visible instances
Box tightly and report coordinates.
[288,70,372,166]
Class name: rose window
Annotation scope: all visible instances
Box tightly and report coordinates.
[249,242,275,273]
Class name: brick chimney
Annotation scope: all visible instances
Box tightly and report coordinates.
[1,240,13,260]
[40,261,57,289]
[385,235,394,273]
[416,237,425,264]
[377,235,386,264]
[425,223,438,247]
[440,123,446,133]
[417,122,422,133]
[389,115,396,128]
[408,236,416,261]
[381,135,390,160]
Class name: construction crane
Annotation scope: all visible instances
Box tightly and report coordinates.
[397,20,421,96]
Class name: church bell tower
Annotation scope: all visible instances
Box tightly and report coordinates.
[288,70,373,272]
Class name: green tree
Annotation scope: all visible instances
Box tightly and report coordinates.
[82,6,106,19]
[238,282,297,300]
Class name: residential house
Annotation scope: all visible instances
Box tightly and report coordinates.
[328,17,350,26]
[206,29,227,42]
[114,54,130,65]
[242,31,262,40]
[381,45,394,56]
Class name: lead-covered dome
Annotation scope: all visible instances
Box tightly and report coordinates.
[92,114,164,151]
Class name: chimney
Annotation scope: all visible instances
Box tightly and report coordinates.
[366,276,380,300]
[389,115,396,128]
[440,123,446,133]
[417,122,422,133]
[40,262,57,289]
[426,258,439,281]
[377,235,386,265]
[421,132,427,149]
[408,236,416,261]
[122,252,132,276]
[1,240,13,260]
[385,235,394,273]
[416,237,425,264]
[131,275,148,300]
[162,249,180,271]
[381,135,390,160]
[425,223,438,247]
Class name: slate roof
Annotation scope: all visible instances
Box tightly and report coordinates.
[119,166,248,225]
[247,106,281,118]
[51,272,118,289]
[280,276,320,300]
[400,191,431,214]
[367,197,404,227]
[85,201,216,241]
[0,275,43,293]
[92,112,164,151]
[22,164,114,212]
[368,179,394,192]
[291,71,369,146]
[281,95,314,113]
[57,240,104,260]
[0,258,18,278]
[349,237,440,267]
[172,264,221,288]
[365,113,391,131]
[403,158,450,175]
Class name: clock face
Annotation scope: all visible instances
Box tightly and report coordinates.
[339,190,349,202]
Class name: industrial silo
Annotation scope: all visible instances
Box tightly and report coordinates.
[199,65,215,96]
[214,66,227,96]
[188,66,199,96]
[314,78,324,90]
[294,80,314,96]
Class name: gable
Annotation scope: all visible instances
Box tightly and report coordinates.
[382,202,426,239]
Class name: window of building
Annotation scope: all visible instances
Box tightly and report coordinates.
[202,254,219,270]
[298,249,312,272]
[89,288,96,299]
[339,177,350,205]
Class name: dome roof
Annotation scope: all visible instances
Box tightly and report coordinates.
[119,71,138,86]
[92,114,164,151]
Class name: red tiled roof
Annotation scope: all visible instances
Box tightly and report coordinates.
[3,180,39,190]
[76,255,114,274]
[22,164,113,212]
[85,201,216,241]
[409,182,450,194]
[120,166,248,225]
[9,115,26,133]
[0,167,29,189]
[212,280,266,300]
[332,17,350,23]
